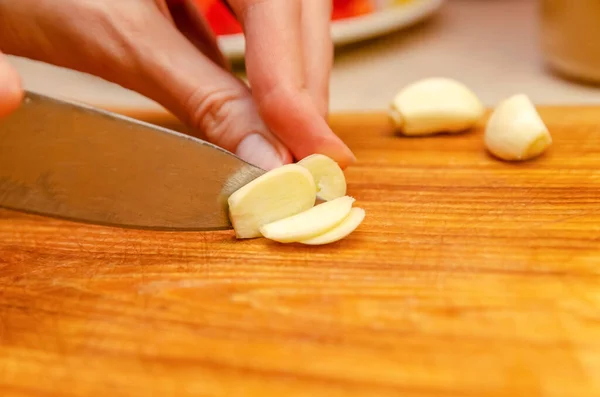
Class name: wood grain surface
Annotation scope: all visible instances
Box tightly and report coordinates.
[1,108,599,397]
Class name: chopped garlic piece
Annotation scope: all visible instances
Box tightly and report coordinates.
[298,154,347,201]
[227,164,316,238]
[300,207,365,245]
[259,196,355,243]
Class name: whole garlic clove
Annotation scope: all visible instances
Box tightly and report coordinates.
[259,196,355,243]
[298,154,347,201]
[389,77,485,136]
[299,207,366,245]
[484,94,552,161]
[227,164,316,239]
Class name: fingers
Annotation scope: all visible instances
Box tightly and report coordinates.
[229,0,304,101]
[125,2,293,169]
[229,0,356,168]
[0,0,355,170]
[0,51,23,118]
[301,0,333,117]
[0,0,291,170]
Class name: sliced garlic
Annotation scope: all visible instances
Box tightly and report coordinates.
[259,196,355,243]
[227,164,316,239]
[300,207,365,245]
[484,94,552,161]
[298,154,347,201]
[389,77,485,136]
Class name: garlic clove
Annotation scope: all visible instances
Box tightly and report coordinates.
[299,207,366,245]
[389,77,485,136]
[484,94,552,161]
[228,164,316,239]
[259,196,355,243]
[298,154,347,201]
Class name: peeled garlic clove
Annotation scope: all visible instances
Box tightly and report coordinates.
[228,164,316,239]
[298,154,347,201]
[299,207,365,245]
[389,77,485,136]
[259,196,355,243]
[484,94,552,161]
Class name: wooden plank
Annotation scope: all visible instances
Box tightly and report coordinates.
[0,108,599,397]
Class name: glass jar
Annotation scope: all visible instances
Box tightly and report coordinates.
[540,0,600,84]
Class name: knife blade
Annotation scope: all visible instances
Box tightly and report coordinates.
[0,91,266,231]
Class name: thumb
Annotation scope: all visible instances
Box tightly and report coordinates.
[0,52,23,118]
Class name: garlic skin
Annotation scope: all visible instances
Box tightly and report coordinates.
[227,164,316,239]
[298,154,347,201]
[389,77,485,136]
[300,207,365,245]
[484,94,552,161]
[259,196,355,243]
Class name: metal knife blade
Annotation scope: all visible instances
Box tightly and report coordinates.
[0,91,265,231]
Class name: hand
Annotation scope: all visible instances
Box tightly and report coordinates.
[0,0,356,170]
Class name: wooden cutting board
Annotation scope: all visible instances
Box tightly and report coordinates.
[1,108,599,397]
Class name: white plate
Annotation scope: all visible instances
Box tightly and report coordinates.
[9,0,444,115]
[220,0,444,61]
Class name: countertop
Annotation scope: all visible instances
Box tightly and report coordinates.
[7,0,600,114]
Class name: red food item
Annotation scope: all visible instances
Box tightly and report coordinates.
[191,0,212,12]
[192,0,241,36]
[195,0,375,36]
[332,0,374,20]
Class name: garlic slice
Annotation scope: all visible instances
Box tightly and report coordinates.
[389,77,484,136]
[228,164,316,239]
[484,94,552,161]
[300,207,365,245]
[298,154,347,201]
[259,196,355,243]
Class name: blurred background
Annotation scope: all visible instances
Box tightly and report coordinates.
[7,0,600,116]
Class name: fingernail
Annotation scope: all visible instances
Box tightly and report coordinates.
[236,134,284,170]
[347,148,358,164]
[0,62,23,117]
[0,62,22,97]
[338,150,357,169]
[325,142,357,169]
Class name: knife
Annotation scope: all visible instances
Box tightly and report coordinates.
[0,91,265,231]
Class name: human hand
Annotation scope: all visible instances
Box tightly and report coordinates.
[0,0,356,170]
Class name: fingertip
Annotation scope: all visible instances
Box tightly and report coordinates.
[256,87,356,169]
[337,149,357,170]
[309,141,357,170]
[0,57,24,118]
